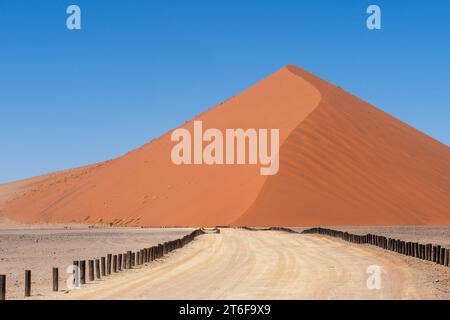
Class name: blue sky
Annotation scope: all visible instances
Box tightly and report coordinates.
[0,0,449,183]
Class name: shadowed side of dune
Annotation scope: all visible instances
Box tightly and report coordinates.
[234,66,450,226]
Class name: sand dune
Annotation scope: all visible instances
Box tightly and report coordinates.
[2,65,450,226]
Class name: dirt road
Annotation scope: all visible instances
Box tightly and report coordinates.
[49,229,450,300]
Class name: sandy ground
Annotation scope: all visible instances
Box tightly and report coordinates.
[291,226,450,248]
[0,227,193,299]
[36,228,450,300]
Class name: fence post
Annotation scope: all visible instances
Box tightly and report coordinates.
[431,246,437,262]
[113,255,117,273]
[107,254,112,275]
[88,260,94,281]
[80,261,86,284]
[118,254,122,271]
[25,270,31,297]
[52,267,59,292]
[439,248,445,265]
[101,257,106,276]
[127,251,132,269]
[72,261,80,288]
[0,275,5,300]
[95,259,101,279]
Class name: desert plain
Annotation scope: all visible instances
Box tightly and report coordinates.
[0,224,449,300]
[1,65,449,300]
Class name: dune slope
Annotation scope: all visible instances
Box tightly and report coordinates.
[235,66,450,226]
[3,65,450,226]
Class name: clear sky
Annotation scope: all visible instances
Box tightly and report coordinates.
[1,0,449,183]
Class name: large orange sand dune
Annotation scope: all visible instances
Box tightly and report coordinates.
[2,65,450,226]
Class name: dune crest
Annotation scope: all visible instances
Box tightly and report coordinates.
[3,65,450,226]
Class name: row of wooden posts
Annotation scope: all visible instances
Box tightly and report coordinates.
[0,228,205,300]
[239,226,297,233]
[302,227,450,267]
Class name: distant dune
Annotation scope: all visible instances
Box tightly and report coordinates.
[2,65,450,226]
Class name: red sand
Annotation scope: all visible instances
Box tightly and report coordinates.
[2,65,450,226]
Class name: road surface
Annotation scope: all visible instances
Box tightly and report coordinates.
[49,228,448,300]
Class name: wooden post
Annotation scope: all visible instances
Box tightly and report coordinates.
[444,249,449,267]
[52,267,59,292]
[95,259,101,279]
[118,254,122,271]
[429,245,433,261]
[439,248,445,265]
[113,255,117,273]
[101,257,106,276]
[0,275,5,300]
[25,270,31,297]
[436,245,442,264]
[127,251,132,269]
[80,260,86,284]
[72,261,80,288]
[136,252,141,266]
[123,253,127,269]
[107,254,112,275]
[88,260,94,281]
[438,246,442,263]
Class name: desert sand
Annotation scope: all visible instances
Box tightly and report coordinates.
[37,229,449,300]
[1,65,449,226]
[0,226,193,299]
